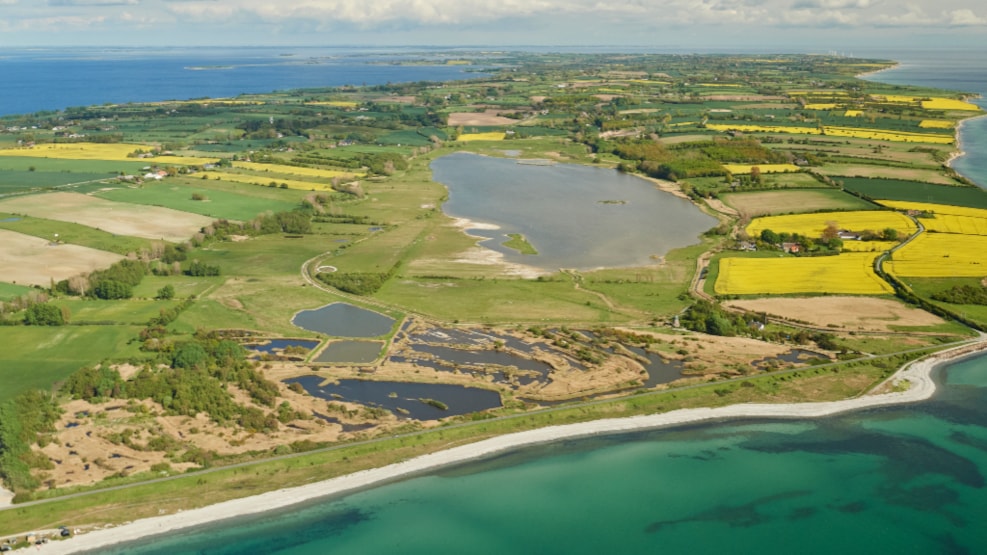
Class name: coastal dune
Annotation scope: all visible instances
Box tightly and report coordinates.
[33,339,986,554]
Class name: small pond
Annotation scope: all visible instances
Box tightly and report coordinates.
[314,341,384,364]
[292,302,395,338]
[411,344,553,378]
[245,339,321,355]
[431,152,717,270]
[284,376,502,420]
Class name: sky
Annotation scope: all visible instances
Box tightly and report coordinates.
[2,0,986,51]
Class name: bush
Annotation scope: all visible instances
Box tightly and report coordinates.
[24,303,65,326]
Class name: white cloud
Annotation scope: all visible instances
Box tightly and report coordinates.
[947,8,986,25]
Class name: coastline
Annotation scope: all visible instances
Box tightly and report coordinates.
[35,337,987,554]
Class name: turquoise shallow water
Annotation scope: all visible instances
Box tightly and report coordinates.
[96,355,987,554]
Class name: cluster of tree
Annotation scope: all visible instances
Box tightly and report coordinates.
[931,284,987,306]
[758,229,843,253]
[185,260,221,277]
[0,390,62,493]
[608,139,727,181]
[64,334,282,431]
[316,270,393,296]
[679,300,840,350]
[251,210,312,235]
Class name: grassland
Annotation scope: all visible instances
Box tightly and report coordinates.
[0,326,147,402]
[94,182,299,221]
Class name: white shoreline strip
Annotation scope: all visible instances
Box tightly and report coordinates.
[34,339,987,554]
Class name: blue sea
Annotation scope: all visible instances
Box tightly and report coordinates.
[3,47,984,553]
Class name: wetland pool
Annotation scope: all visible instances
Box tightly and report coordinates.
[292,302,395,338]
[431,153,717,270]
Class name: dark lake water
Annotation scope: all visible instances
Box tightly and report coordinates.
[431,153,717,270]
[313,341,385,364]
[292,303,395,338]
[283,375,502,420]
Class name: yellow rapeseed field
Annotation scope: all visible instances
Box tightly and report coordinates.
[305,101,359,108]
[803,103,839,110]
[0,143,217,165]
[704,124,821,135]
[839,240,898,252]
[746,211,917,239]
[844,110,864,117]
[887,233,987,277]
[921,98,981,111]
[877,200,987,235]
[0,143,147,161]
[233,161,358,179]
[822,126,954,145]
[876,200,987,219]
[722,164,801,174]
[204,171,335,192]
[918,120,955,129]
[715,253,893,295]
[457,132,506,142]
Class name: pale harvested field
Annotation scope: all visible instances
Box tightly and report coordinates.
[447,110,519,126]
[0,192,213,242]
[722,190,869,217]
[0,229,122,286]
[816,164,955,185]
[724,296,945,332]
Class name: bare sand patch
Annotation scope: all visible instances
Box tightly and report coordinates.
[0,192,214,242]
[0,229,123,286]
[725,296,946,332]
[447,111,520,127]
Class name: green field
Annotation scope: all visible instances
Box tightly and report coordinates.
[840,177,987,209]
[0,282,34,301]
[721,188,876,216]
[52,298,182,325]
[94,182,300,221]
[0,171,117,194]
[0,325,148,402]
[0,212,156,254]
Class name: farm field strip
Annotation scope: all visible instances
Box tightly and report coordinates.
[0,228,123,287]
[822,126,954,144]
[720,189,875,216]
[746,210,917,238]
[0,143,218,165]
[203,171,336,192]
[722,163,800,174]
[876,200,987,218]
[94,183,299,222]
[0,191,213,242]
[457,132,507,141]
[232,162,359,179]
[887,233,987,277]
[715,253,893,295]
[839,240,898,252]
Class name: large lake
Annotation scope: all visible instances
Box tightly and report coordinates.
[431,153,717,270]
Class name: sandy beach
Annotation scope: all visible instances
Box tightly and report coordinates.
[24,338,985,554]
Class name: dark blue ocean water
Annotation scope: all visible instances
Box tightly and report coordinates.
[95,354,987,555]
[0,47,482,116]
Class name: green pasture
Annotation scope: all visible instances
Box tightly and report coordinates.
[169,298,261,335]
[93,182,299,221]
[906,277,987,328]
[0,171,116,194]
[720,188,876,216]
[191,234,333,277]
[51,299,181,325]
[0,156,146,174]
[131,275,223,299]
[0,212,156,255]
[0,325,147,402]
[840,178,987,209]
[0,282,34,301]
[375,277,611,324]
[178,176,309,203]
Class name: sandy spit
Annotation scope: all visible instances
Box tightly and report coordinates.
[33,339,987,554]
